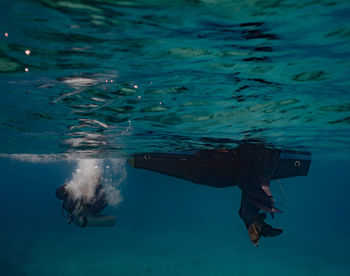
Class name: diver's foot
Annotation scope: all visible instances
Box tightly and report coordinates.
[255,212,283,237]
[255,212,267,225]
[247,213,266,246]
[248,223,260,246]
[260,224,283,237]
[248,213,283,246]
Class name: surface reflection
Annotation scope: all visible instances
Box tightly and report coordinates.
[1,0,350,155]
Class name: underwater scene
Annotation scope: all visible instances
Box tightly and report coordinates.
[1,0,350,275]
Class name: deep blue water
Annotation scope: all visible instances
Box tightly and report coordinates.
[1,158,350,275]
[1,0,350,275]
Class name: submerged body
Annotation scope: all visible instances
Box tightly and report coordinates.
[55,183,115,227]
[129,142,311,245]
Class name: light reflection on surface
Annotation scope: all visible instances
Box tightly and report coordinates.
[0,0,349,158]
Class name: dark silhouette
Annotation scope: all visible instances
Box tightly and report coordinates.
[56,181,115,227]
[128,142,311,246]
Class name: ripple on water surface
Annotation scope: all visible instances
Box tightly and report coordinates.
[0,0,350,157]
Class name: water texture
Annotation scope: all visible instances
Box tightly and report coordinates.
[1,0,350,156]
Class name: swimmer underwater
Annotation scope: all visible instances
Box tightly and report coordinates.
[128,141,311,246]
[55,140,311,246]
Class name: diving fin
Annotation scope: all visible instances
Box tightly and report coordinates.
[255,212,283,237]
[260,224,283,237]
[248,213,283,246]
[248,223,260,247]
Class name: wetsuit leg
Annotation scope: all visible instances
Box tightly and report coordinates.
[238,191,260,228]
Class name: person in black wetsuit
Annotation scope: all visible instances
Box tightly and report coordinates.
[128,142,311,246]
[55,182,114,227]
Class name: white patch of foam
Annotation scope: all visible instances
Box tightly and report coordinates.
[61,77,97,87]
[64,158,126,206]
[101,158,126,206]
[1,153,127,207]
[65,159,103,202]
[0,153,75,163]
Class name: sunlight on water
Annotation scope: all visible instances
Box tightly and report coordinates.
[0,0,349,158]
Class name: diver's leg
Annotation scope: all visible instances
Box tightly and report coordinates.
[254,216,283,238]
[239,191,283,246]
[238,191,260,228]
[239,191,261,246]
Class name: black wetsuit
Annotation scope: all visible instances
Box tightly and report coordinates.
[131,142,311,229]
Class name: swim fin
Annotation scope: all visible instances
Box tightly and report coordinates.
[248,213,283,246]
[260,224,283,237]
[248,223,260,246]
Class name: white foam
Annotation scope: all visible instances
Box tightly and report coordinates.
[1,153,127,207]
[61,77,97,87]
[64,158,126,206]
[65,159,103,202]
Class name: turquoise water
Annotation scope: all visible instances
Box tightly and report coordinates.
[1,0,350,275]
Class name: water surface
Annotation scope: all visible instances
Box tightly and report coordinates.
[1,0,350,156]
